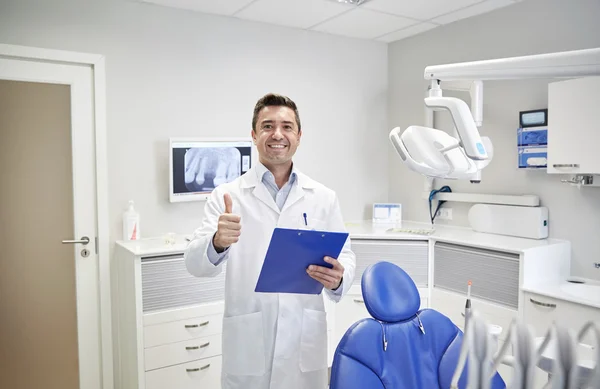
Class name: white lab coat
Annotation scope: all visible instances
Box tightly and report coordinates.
[185,166,356,389]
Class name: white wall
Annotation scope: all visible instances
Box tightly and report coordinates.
[0,0,388,242]
[388,0,600,280]
[0,3,387,383]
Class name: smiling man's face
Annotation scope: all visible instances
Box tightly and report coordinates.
[252,105,302,168]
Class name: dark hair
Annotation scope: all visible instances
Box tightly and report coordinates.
[252,93,301,132]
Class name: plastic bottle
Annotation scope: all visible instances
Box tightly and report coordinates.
[123,200,140,241]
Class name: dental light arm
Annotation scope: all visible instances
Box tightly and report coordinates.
[424,47,600,81]
[391,47,600,180]
[425,81,487,160]
[431,80,484,127]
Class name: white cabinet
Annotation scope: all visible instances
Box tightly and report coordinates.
[522,291,600,389]
[432,242,524,385]
[333,285,370,354]
[113,239,342,389]
[351,239,429,289]
[547,76,600,175]
[114,240,227,389]
[145,356,222,389]
[430,288,518,341]
[431,242,521,337]
[523,291,600,344]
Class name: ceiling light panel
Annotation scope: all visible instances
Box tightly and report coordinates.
[431,0,516,25]
[311,8,418,39]
[362,0,484,20]
[140,0,257,15]
[328,0,372,4]
[376,22,438,43]
[234,0,354,29]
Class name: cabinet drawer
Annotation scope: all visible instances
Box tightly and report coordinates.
[144,313,223,348]
[145,333,222,371]
[523,292,600,345]
[145,355,221,389]
[143,301,224,327]
[431,288,517,342]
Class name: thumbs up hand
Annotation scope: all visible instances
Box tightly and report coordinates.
[213,193,241,252]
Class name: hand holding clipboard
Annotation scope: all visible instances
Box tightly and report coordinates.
[306,255,345,291]
[254,228,349,295]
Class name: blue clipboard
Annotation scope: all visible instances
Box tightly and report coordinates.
[254,227,349,295]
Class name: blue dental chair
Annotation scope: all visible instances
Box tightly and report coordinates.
[329,262,506,389]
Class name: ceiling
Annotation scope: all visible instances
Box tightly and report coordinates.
[136,0,524,43]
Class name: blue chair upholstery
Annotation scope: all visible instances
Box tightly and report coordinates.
[330,262,506,389]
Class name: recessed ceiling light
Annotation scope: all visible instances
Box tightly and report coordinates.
[331,0,372,5]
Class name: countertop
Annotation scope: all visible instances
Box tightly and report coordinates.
[116,219,569,257]
[522,278,600,310]
[345,220,569,254]
[115,221,600,310]
[116,235,191,257]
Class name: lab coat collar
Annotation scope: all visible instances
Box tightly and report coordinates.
[240,161,317,190]
[240,161,317,214]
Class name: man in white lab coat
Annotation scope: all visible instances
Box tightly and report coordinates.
[184,93,356,389]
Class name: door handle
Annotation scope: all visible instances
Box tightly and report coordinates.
[62,236,90,245]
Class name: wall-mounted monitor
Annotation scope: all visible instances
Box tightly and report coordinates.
[169,137,253,202]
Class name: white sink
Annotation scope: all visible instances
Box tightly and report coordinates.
[560,281,600,305]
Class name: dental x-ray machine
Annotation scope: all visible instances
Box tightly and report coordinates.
[389,47,600,182]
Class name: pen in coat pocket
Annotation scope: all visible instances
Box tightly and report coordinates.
[303,213,308,226]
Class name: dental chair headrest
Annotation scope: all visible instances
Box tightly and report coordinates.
[361,262,421,323]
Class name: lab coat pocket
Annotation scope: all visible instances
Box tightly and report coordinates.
[299,308,328,372]
[309,218,326,231]
[222,311,266,376]
[300,217,326,231]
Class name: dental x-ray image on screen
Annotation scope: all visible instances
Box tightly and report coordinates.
[170,138,253,202]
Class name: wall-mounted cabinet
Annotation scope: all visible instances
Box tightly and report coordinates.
[547,76,600,175]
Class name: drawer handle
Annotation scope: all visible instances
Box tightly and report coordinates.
[529,298,556,308]
[353,298,365,304]
[185,321,209,328]
[186,342,210,350]
[553,164,579,168]
[186,364,211,372]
